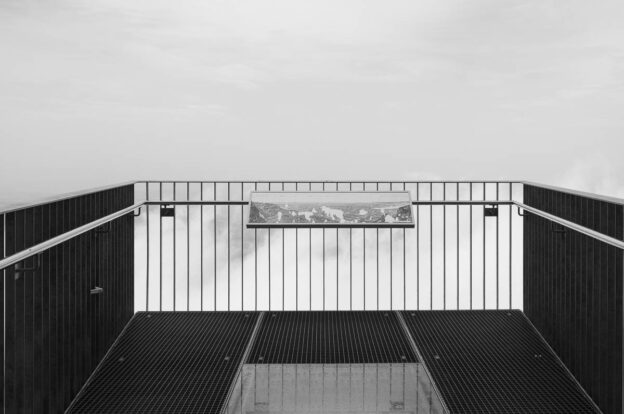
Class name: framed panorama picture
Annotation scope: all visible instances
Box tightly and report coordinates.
[247,191,414,228]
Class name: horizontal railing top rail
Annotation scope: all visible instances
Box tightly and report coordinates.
[3,180,623,215]
[141,180,522,184]
[145,200,514,205]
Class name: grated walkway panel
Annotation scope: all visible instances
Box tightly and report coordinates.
[248,311,417,364]
[400,310,599,414]
[67,312,259,414]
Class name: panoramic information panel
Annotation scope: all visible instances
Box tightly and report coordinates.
[247,191,414,228]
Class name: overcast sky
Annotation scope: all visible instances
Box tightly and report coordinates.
[1,0,623,208]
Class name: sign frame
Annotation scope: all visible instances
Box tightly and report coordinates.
[247,191,415,228]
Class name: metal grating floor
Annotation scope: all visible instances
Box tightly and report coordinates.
[248,311,417,364]
[65,310,602,413]
[67,312,259,414]
[400,310,600,414]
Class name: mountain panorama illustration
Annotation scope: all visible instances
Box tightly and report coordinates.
[247,191,414,227]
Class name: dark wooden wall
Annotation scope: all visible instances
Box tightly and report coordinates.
[2,185,134,414]
[524,184,623,414]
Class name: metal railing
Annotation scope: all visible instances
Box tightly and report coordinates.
[3,181,624,319]
[135,181,523,312]
[3,181,622,313]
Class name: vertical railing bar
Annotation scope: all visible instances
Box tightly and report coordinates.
[363,183,366,310]
[200,183,204,311]
[254,182,258,312]
[457,182,460,309]
[403,182,406,310]
[416,182,420,310]
[509,182,513,309]
[186,183,190,310]
[146,182,149,311]
[349,182,352,311]
[214,183,217,311]
[282,182,285,311]
[443,182,446,310]
[295,183,299,311]
[470,182,473,310]
[227,182,230,311]
[268,183,271,312]
[159,182,162,311]
[241,182,244,311]
[496,182,499,310]
[376,182,379,311]
[309,182,312,311]
[173,183,176,311]
[483,182,486,310]
[390,183,393,310]
[336,182,339,311]
[430,182,433,309]
[322,182,325,311]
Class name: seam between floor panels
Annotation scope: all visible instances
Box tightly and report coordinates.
[395,311,450,414]
[64,312,139,414]
[219,311,265,414]
[521,311,603,414]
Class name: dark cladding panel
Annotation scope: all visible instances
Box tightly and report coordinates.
[2,184,135,414]
[524,184,623,414]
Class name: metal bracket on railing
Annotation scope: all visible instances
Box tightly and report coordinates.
[160,205,175,218]
[90,286,104,295]
[484,205,498,217]
[132,207,142,218]
[14,253,42,280]
[551,222,566,235]
[95,222,111,234]
[517,206,527,216]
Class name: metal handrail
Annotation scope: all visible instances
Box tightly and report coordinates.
[515,202,624,250]
[0,202,143,271]
[146,200,248,206]
[139,180,522,184]
[2,198,624,274]
[146,199,514,206]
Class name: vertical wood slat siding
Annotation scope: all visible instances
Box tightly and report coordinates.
[524,185,623,414]
[2,184,134,414]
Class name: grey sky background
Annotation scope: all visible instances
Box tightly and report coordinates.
[1,0,624,210]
